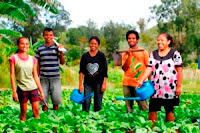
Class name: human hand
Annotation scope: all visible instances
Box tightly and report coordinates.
[126,48,132,56]
[176,86,182,96]
[101,83,106,93]
[79,85,84,93]
[137,80,144,88]
[57,44,64,48]
[57,44,66,52]
[39,92,45,101]
[12,91,18,102]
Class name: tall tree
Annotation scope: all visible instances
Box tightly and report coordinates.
[137,18,146,33]
[149,0,200,64]
[85,19,99,39]
[101,21,123,62]
[45,5,71,36]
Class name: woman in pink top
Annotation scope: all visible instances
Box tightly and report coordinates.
[9,37,45,121]
[138,33,182,126]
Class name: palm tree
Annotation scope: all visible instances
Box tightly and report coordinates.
[0,0,60,62]
[0,0,60,44]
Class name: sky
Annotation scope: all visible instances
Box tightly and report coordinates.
[60,0,161,30]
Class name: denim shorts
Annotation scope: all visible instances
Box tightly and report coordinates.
[40,78,62,105]
[17,87,39,103]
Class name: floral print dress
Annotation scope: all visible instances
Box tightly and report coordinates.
[148,49,182,99]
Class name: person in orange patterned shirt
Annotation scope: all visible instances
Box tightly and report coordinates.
[122,30,149,113]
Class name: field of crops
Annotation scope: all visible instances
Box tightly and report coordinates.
[0,88,199,133]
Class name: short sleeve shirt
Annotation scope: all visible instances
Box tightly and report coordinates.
[122,48,149,87]
[9,54,37,91]
[148,49,182,99]
[35,43,60,78]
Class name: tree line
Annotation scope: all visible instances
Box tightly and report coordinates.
[0,0,200,65]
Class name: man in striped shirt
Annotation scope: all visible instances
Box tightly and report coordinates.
[35,28,65,111]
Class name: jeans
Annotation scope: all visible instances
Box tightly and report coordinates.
[82,84,103,112]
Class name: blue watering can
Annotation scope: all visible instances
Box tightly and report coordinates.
[70,89,94,104]
[116,80,155,101]
[198,58,200,69]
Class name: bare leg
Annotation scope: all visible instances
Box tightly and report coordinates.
[148,111,157,127]
[166,111,174,122]
[20,102,28,121]
[31,101,40,118]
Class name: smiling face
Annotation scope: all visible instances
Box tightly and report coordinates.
[89,39,99,51]
[17,38,29,53]
[43,30,54,44]
[157,34,171,51]
[127,33,139,48]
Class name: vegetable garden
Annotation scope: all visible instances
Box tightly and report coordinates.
[0,88,199,133]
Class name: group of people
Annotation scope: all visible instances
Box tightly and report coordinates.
[10,28,65,121]
[9,28,182,126]
[122,30,182,125]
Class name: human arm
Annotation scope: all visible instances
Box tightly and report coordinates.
[35,48,40,76]
[137,67,152,87]
[79,54,86,93]
[173,51,183,96]
[33,59,44,101]
[143,50,151,80]
[9,60,18,102]
[101,77,107,93]
[122,49,132,71]
[101,53,108,93]
[37,59,40,76]
[175,67,182,96]
[79,72,84,93]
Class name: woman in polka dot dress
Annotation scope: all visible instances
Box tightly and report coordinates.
[138,32,183,125]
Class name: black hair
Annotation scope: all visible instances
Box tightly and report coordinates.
[16,37,28,53]
[89,36,100,45]
[43,28,54,36]
[126,30,139,40]
[158,32,174,47]
[17,37,27,45]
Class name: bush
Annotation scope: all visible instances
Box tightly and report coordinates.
[190,63,198,69]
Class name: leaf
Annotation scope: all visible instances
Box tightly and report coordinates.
[0,57,2,64]
[32,40,45,51]
[152,126,162,132]
[136,128,147,133]
[1,37,14,45]
[3,0,36,16]
[0,3,27,23]
[0,29,22,37]
[31,0,60,14]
